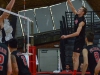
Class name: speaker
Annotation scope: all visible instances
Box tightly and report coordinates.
[38,48,60,72]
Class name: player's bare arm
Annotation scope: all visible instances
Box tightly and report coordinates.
[67,0,77,14]
[61,21,85,39]
[82,49,88,75]
[7,48,12,75]
[0,0,15,20]
[95,59,100,75]
[11,55,18,75]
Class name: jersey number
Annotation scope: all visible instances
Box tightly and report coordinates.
[94,52,100,63]
[0,54,4,71]
[21,56,27,66]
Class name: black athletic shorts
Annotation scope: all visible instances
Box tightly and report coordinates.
[73,41,85,53]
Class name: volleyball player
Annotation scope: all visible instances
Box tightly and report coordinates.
[0,0,15,45]
[82,31,100,75]
[61,0,87,75]
[8,38,31,75]
[0,43,12,75]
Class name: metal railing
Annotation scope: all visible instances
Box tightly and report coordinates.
[65,11,100,33]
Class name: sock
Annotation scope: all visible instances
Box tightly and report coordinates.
[72,70,77,75]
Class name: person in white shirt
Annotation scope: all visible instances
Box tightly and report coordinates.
[25,44,39,68]
[0,0,15,45]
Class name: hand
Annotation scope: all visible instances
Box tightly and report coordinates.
[61,35,67,39]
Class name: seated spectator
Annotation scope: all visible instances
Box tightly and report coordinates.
[62,64,72,72]
[79,63,83,72]
[78,63,90,72]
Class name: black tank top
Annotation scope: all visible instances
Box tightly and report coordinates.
[74,14,86,43]
[1,28,6,43]
[11,50,31,75]
[0,43,8,75]
[85,45,100,72]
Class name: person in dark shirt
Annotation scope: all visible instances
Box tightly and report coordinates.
[8,38,31,75]
[61,0,87,75]
[62,64,72,72]
[0,43,12,75]
[82,31,100,75]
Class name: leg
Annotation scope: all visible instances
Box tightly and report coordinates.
[72,52,80,70]
[73,42,84,71]
[95,67,99,75]
[72,43,82,75]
